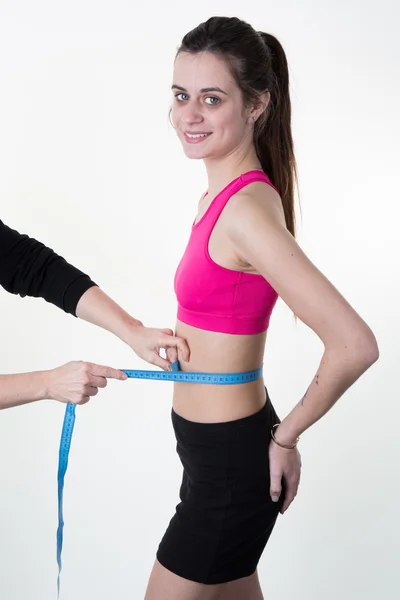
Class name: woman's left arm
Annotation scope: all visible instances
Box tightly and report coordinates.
[227,185,379,512]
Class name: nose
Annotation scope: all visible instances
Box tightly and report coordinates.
[181,103,204,126]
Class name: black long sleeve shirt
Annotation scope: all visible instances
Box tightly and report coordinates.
[0,219,97,316]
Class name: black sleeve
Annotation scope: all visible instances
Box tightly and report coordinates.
[0,219,98,316]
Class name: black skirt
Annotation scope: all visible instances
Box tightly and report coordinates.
[156,388,284,584]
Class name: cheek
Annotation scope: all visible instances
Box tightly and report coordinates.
[170,107,176,127]
[219,110,247,141]
[170,104,182,128]
[218,102,244,126]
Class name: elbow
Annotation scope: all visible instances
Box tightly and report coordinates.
[349,327,380,370]
[328,325,380,372]
[362,333,379,368]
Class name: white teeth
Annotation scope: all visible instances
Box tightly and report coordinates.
[186,133,209,138]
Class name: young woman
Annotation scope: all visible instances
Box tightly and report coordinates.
[0,219,189,409]
[144,16,379,600]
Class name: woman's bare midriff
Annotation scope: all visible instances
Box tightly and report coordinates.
[172,319,268,423]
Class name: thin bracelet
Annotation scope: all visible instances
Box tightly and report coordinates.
[271,424,300,450]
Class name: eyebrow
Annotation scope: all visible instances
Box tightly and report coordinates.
[171,84,228,95]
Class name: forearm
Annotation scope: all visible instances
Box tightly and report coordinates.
[75,286,143,346]
[0,371,50,410]
[275,339,379,445]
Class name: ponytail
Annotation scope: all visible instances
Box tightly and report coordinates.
[255,32,298,237]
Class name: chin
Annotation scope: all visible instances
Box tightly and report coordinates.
[181,145,208,160]
[183,149,208,160]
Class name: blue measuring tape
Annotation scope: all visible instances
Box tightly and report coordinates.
[56,361,262,596]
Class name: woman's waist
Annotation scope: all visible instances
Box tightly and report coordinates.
[172,358,268,424]
[171,321,267,422]
[174,319,266,373]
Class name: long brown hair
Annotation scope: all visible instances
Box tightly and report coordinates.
[176,16,299,236]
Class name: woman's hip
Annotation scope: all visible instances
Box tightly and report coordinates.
[171,386,280,473]
[170,389,282,522]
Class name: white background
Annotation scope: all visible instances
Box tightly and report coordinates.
[0,1,398,599]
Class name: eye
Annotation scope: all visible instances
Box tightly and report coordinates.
[205,96,220,106]
[175,93,189,102]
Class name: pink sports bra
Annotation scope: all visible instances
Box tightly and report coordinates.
[174,170,279,335]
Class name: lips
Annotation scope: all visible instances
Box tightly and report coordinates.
[183,132,212,144]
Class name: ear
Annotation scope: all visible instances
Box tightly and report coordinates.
[248,90,270,123]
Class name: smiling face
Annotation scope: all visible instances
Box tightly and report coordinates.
[170,51,256,161]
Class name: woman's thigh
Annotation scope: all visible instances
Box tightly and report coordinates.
[218,570,264,600]
[144,559,228,600]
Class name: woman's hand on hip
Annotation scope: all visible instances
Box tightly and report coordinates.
[268,438,302,514]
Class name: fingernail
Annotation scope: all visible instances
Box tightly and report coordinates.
[271,497,279,503]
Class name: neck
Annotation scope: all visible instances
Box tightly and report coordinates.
[203,145,263,196]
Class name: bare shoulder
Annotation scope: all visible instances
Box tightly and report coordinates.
[225,180,376,352]
[225,180,287,230]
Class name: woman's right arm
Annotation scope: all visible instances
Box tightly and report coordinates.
[0,361,127,410]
